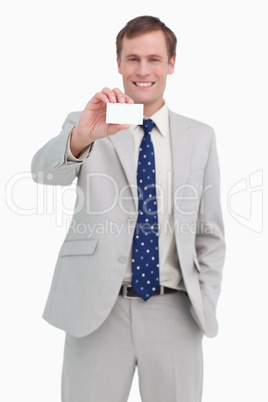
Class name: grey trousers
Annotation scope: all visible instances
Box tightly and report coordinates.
[62,291,204,402]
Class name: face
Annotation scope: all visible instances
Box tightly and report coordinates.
[117,30,175,116]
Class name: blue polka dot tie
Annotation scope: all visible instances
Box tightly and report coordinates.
[132,119,160,301]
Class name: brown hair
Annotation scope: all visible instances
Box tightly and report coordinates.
[116,15,177,61]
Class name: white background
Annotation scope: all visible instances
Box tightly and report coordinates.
[1,0,267,400]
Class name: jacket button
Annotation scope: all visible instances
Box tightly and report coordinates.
[119,256,126,263]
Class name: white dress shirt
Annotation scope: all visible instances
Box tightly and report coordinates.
[123,103,184,290]
[67,102,185,291]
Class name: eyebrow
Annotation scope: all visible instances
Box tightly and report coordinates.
[125,54,163,59]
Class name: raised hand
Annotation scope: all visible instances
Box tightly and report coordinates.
[70,87,134,157]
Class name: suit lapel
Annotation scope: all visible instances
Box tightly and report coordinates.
[108,129,138,207]
[169,110,193,199]
[109,111,194,210]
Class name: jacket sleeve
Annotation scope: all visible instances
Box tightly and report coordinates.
[195,129,226,334]
[31,111,90,186]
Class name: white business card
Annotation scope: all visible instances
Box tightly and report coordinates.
[106,103,144,125]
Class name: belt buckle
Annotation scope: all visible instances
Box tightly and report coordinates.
[122,284,140,299]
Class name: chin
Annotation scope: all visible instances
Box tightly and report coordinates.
[131,94,152,105]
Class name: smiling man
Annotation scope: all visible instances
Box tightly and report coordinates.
[117,29,175,115]
[32,15,225,402]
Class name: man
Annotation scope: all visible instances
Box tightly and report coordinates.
[32,15,225,402]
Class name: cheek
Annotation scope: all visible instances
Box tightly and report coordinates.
[157,73,167,85]
[121,63,135,74]
[154,66,168,80]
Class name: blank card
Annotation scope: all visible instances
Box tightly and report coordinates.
[106,103,143,125]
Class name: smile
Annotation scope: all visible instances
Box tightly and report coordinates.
[133,82,155,87]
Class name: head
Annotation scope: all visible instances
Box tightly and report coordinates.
[116,16,177,62]
[116,16,177,116]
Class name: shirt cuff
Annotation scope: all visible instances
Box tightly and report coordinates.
[66,130,93,162]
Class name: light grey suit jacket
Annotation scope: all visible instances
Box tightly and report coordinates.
[31,109,225,338]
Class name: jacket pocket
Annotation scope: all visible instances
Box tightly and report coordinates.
[59,239,98,256]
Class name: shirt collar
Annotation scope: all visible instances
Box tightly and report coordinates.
[130,102,169,138]
[146,102,169,138]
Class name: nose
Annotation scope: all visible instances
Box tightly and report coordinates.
[136,60,150,76]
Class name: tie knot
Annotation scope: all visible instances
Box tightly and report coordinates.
[142,119,155,135]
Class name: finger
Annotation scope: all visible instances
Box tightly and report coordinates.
[112,87,129,103]
[88,91,110,105]
[101,87,117,103]
[114,90,134,104]
[125,95,134,104]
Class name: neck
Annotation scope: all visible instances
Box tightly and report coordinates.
[143,99,164,117]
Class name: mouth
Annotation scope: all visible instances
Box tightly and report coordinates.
[133,82,155,87]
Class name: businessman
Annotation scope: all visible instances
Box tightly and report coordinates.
[32,15,225,402]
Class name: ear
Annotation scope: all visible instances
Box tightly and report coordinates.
[168,56,176,75]
[117,56,122,74]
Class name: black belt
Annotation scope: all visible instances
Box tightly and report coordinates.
[119,284,178,299]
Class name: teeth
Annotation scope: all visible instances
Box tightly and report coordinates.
[135,82,154,87]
